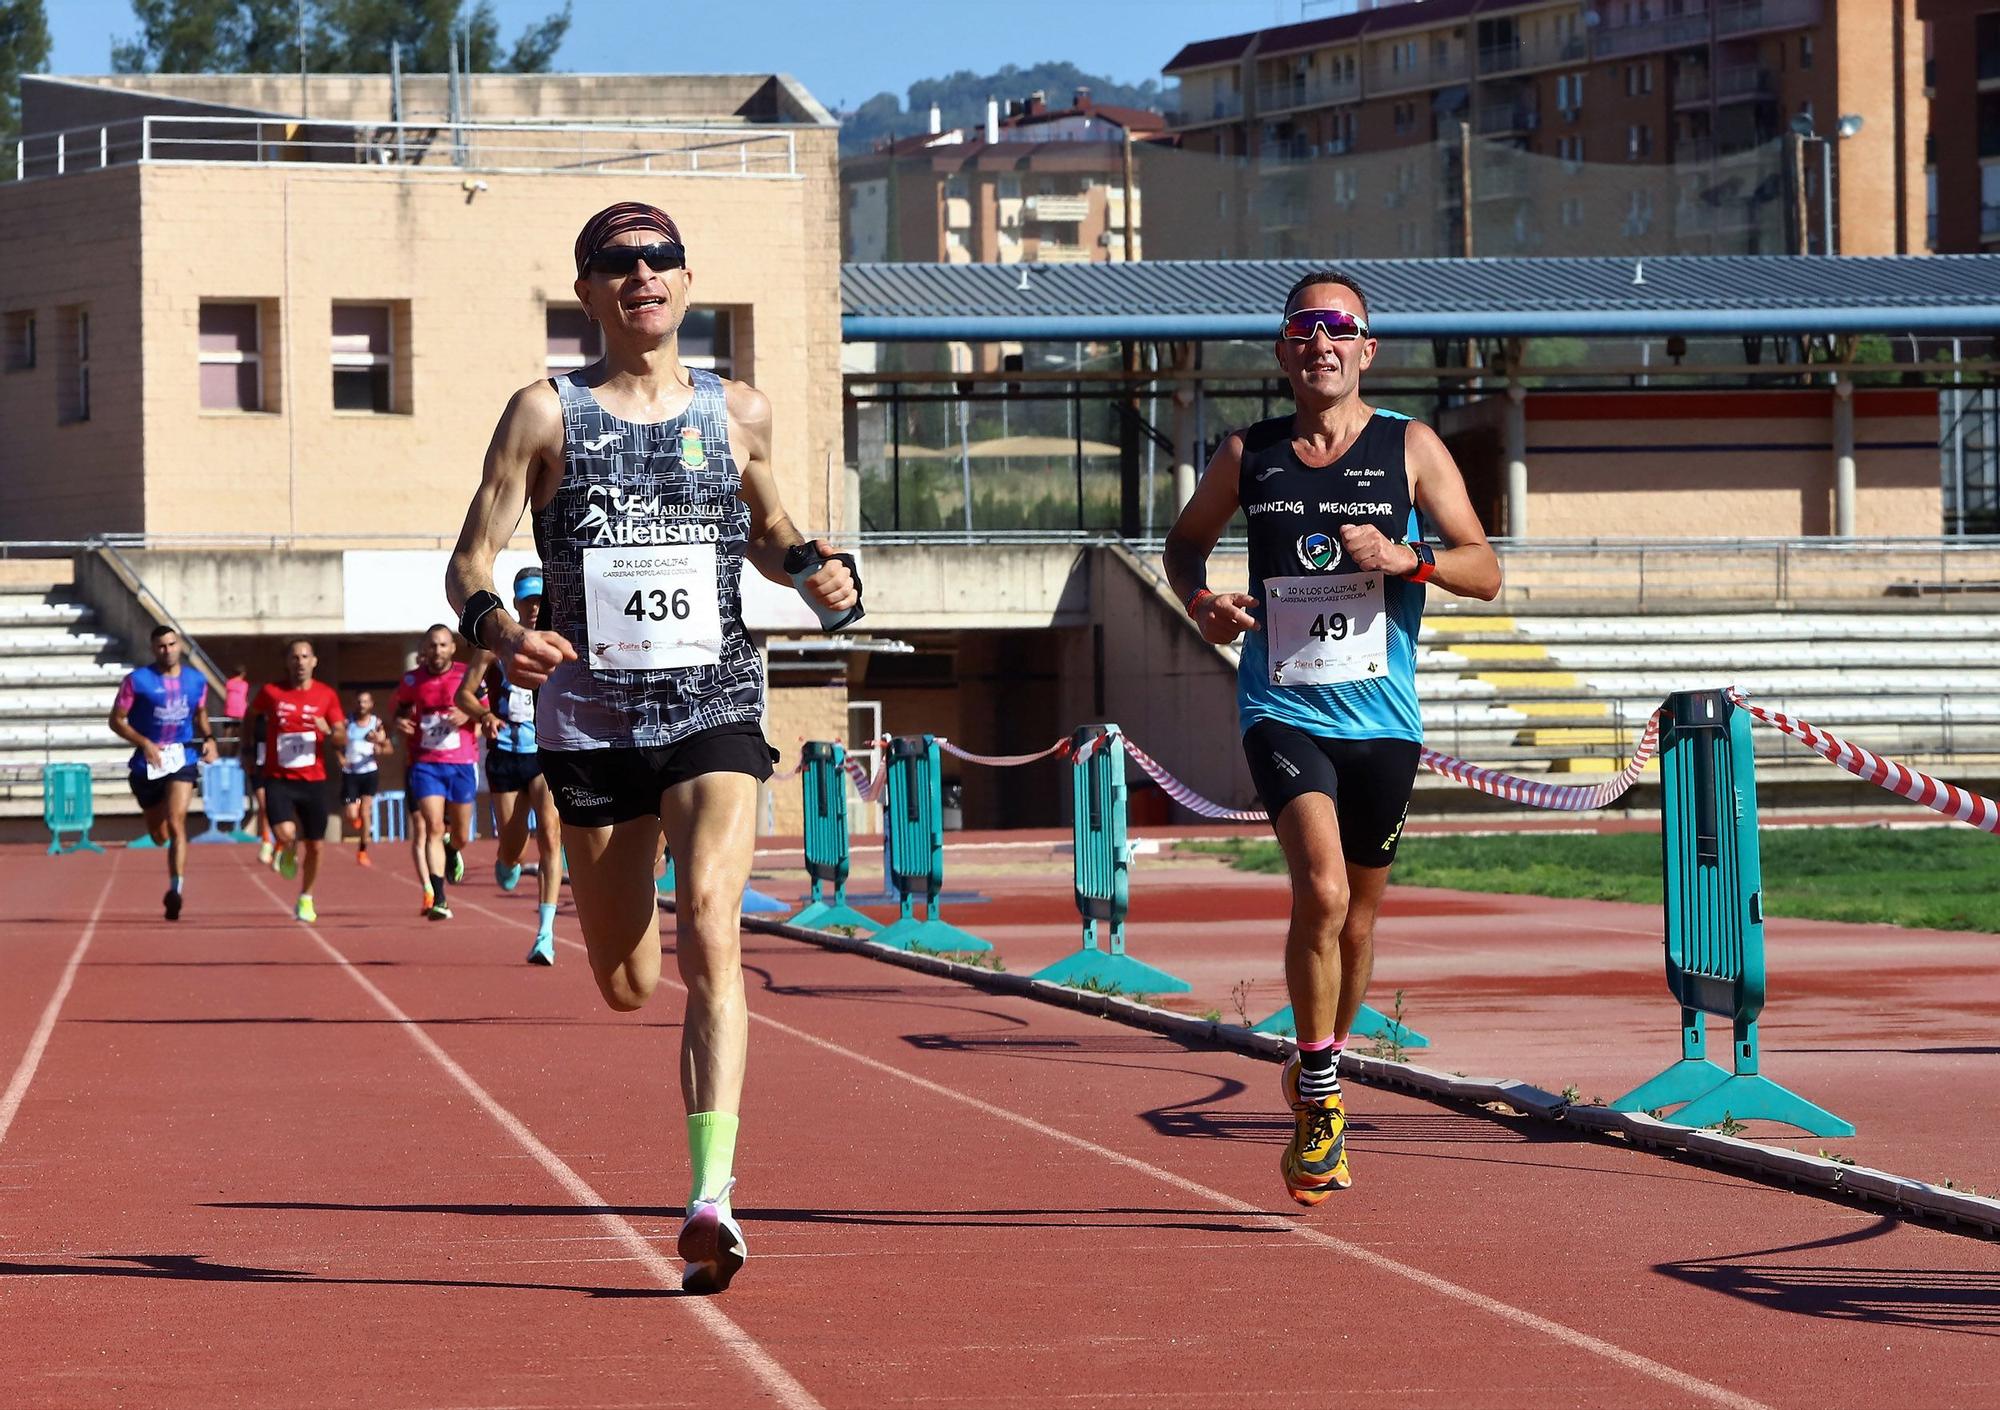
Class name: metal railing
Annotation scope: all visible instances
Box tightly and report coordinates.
[8,114,798,184]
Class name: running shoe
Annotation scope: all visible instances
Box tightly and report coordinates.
[445,842,464,885]
[258,841,273,865]
[294,895,316,923]
[420,888,434,917]
[278,846,297,880]
[163,888,182,922]
[496,859,522,892]
[1279,1054,1351,1205]
[677,1178,746,1295]
[426,900,453,922]
[356,848,373,868]
[526,931,555,966]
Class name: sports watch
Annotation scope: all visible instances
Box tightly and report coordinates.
[1401,541,1437,585]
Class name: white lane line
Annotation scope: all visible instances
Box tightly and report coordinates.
[0,859,120,1154]
[244,867,823,1410]
[438,878,1771,1408]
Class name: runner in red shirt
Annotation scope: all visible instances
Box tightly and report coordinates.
[243,638,347,923]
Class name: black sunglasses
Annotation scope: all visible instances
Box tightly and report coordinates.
[586,241,686,276]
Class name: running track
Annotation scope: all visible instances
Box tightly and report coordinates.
[3,844,1997,1408]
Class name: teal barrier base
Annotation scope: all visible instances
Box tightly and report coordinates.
[192,828,259,844]
[789,901,884,934]
[127,834,160,849]
[1611,1061,1855,1136]
[1029,947,1190,995]
[741,886,790,915]
[48,835,106,856]
[874,914,992,953]
[1251,1002,1431,1050]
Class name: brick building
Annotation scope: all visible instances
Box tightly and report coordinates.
[1155,0,1928,259]
[841,88,1167,264]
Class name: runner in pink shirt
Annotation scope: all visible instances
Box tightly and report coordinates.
[393,624,481,919]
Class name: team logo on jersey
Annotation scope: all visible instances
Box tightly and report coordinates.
[574,484,724,547]
[1295,532,1338,571]
[680,425,706,469]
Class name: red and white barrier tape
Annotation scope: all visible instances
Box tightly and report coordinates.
[937,738,1071,768]
[1729,689,2000,835]
[1420,710,1663,812]
[841,755,888,803]
[1121,738,1271,823]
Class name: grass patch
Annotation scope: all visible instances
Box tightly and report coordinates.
[1184,828,2000,932]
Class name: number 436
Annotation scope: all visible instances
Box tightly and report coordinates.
[624,588,691,621]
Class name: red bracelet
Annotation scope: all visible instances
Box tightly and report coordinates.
[1186,588,1215,619]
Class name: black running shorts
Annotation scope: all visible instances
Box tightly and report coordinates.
[262,775,333,841]
[1241,721,1421,868]
[485,747,543,795]
[541,723,777,828]
[340,770,380,804]
[128,762,199,811]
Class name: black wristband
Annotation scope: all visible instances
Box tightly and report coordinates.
[458,589,505,648]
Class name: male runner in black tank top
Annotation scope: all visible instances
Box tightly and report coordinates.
[445,202,858,1295]
[1164,270,1500,1207]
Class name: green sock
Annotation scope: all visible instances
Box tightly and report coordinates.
[686,1111,739,1205]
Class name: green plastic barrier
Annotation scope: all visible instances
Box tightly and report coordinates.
[43,763,106,855]
[1611,688,1852,1136]
[788,741,881,933]
[1031,724,1187,994]
[872,734,990,953]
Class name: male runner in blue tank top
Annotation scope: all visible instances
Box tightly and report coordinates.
[456,564,564,964]
[1164,270,1500,1207]
[444,202,857,1295]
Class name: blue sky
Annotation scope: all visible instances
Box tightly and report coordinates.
[47,0,1309,113]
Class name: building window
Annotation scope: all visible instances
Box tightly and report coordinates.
[545,305,601,375]
[4,310,33,372]
[198,301,264,412]
[998,173,1022,199]
[331,302,396,413]
[1627,123,1652,159]
[1558,134,1585,168]
[1557,72,1584,116]
[679,307,735,378]
[1625,62,1653,96]
[1800,34,1813,70]
[1560,196,1585,227]
[58,305,88,423]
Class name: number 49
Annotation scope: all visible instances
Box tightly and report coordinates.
[1308,612,1348,642]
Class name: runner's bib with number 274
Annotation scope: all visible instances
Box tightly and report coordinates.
[582,544,724,671]
[1263,572,1387,686]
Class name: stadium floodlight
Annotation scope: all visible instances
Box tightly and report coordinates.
[1836,114,1865,139]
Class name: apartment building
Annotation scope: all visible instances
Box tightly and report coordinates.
[841,89,1167,264]
[1920,0,2000,250]
[1156,0,1927,259]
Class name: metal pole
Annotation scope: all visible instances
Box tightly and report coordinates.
[1791,132,1809,255]
[1951,337,1966,535]
[1459,120,1474,257]
[297,0,308,119]
[1505,379,1528,538]
[890,386,902,531]
[391,40,405,164]
[1821,138,1834,256]
[1833,375,1856,537]
[1121,129,1137,262]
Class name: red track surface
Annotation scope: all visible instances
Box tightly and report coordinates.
[4,842,1999,1409]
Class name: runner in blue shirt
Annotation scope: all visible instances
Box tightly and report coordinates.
[108,625,222,920]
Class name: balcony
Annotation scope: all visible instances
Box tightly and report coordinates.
[1674,136,1717,165]
[1715,0,1822,40]
[1024,194,1089,222]
[1032,242,1091,263]
[1984,204,2000,238]
[1255,73,1361,114]
[1674,70,1711,106]
[1477,105,1539,135]
[1714,64,1775,103]
[1592,13,1713,59]
[1371,50,1470,95]
[1479,34,1587,76]
[1165,92,1245,127]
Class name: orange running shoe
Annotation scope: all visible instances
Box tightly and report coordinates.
[356,848,373,868]
[1279,1054,1352,1206]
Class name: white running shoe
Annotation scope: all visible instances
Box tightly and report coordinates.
[677,1177,745,1295]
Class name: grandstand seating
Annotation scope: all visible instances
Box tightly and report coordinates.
[0,569,150,819]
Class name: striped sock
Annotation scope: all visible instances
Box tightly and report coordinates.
[1296,1035,1345,1103]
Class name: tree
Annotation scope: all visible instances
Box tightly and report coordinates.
[839,62,1164,156]
[112,0,571,75]
[1,0,51,149]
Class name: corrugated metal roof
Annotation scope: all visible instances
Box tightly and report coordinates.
[841,256,2000,340]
